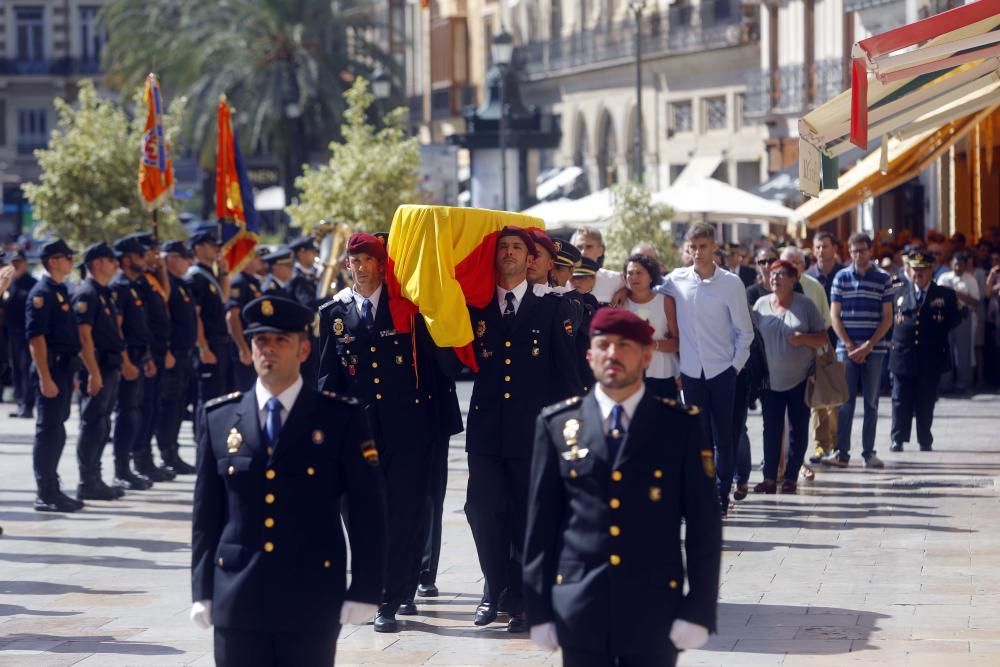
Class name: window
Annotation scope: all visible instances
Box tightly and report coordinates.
[703,96,727,131]
[669,100,692,133]
[79,6,106,66]
[15,6,45,62]
[734,93,745,131]
[17,108,48,155]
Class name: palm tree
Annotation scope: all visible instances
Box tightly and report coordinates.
[100,0,392,194]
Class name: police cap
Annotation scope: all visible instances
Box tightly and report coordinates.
[40,239,76,260]
[243,296,314,336]
[162,240,193,257]
[113,236,146,258]
[553,238,582,268]
[289,236,318,253]
[589,307,654,346]
[262,247,293,266]
[347,232,387,262]
[189,227,220,247]
[81,242,116,265]
[904,250,935,269]
[573,256,599,277]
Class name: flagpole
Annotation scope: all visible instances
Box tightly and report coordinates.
[152,208,160,241]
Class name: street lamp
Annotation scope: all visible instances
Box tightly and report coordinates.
[629,0,646,183]
[372,66,392,125]
[492,28,514,210]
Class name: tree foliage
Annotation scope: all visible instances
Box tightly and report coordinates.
[286,77,421,233]
[23,80,186,247]
[603,181,678,270]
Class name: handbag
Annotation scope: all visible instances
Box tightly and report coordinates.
[805,346,849,408]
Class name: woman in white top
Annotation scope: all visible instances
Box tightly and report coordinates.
[622,253,680,399]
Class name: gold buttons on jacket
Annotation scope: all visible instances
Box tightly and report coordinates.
[265,493,275,504]
[610,498,621,509]
[669,579,679,589]
[611,471,623,482]
[374,377,381,384]
[505,358,511,365]
[370,346,377,352]
[654,470,663,478]
[264,542,274,553]
[415,398,420,404]
[505,341,512,348]
[609,554,622,566]
[504,392,511,399]
[371,362,378,369]
[324,560,332,569]
[218,557,224,566]
[556,574,564,585]
[227,465,235,475]
[376,393,383,400]
[265,469,276,480]
[264,517,275,528]
[569,469,578,478]
[504,376,511,382]
[307,467,316,476]
[609,525,621,537]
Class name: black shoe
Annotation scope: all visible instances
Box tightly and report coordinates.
[507,613,529,633]
[114,470,153,491]
[417,583,439,597]
[164,451,196,475]
[398,599,417,616]
[57,490,85,511]
[8,410,33,419]
[34,494,80,512]
[890,442,904,452]
[719,496,730,517]
[373,610,399,633]
[136,461,176,482]
[474,603,498,626]
[77,480,119,501]
[919,444,933,451]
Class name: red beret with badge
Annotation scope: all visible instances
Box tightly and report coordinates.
[347,232,387,262]
[589,307,654,346]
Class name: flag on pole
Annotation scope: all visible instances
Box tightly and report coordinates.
[216,97,259,274]
[138,73,174,211]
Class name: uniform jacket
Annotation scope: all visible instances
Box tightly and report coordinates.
[467,288,582,458]
[288,267,324,311]
[166,274,198,351]
[6,272,37,333]
[186,263,228,340]
[260,276,289,297]
[26,275,81,355]
[110,273,153,352]
[226,272,263,319]
[524,390,722,655]
[72,277,124,358]
[140,273,171,355]
[191,385,387,632]
[889,281,960,378]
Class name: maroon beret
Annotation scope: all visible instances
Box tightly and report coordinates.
[526,228,558,260]
[347,232,387,261]
[497,225,538,257]
[589,307,654,346]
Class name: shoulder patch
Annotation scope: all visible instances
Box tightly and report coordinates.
[32,295,45,309]
[541,395,583,418]
[321,390,359,406]
[205,392,242,410]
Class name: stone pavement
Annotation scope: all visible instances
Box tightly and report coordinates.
[1,383,999,666]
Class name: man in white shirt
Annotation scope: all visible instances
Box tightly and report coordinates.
[658,222,755,516]
[938,251,981,394]
[571,227,625,304]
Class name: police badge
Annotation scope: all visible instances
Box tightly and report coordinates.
[226,429,243,454]
[333,318,345,336]
[475,320,487,338]
[563,418,580,446]
[76,301,88,314]
[32,296,44,309]
[261,299,274,317]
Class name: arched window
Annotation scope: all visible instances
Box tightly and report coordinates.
[597,112,618,189]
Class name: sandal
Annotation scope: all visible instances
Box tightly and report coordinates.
[753,479,777,494]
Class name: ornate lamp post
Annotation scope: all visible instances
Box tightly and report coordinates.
[491,29,514,210]
[629,0,646,183]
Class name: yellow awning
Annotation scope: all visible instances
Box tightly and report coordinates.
[796,104,998,228]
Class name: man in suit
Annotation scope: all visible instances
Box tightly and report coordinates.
[524,308,722,666]
[465,226,583,632]
[317,232,435,632]
[889,251,961,452]
[191,295,387,667]
[287,236,324,388]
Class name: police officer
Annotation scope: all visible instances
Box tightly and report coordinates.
[156,240,198,474]
[889,251,961,452]
[555,241,598,392]
[260,247,294,296]
[317,232,435,632]
[288,236,323,388]
[26,239,84,512]
[190,295,387,667]
[73,243,127,501]
[524,308,722,666]
[226,248,267,391]
[110,236,158,491]
[6,248,37,419]
[551,239,582,288]
[465,226,582,632]
[186,228,232,421]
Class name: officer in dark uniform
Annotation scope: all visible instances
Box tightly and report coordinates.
[6,249,37,419]
[186,228,232,423]
[156,240,198,474]
[569,257,601,392]
[73,243,127,501]
[557,243,598,393]
[110,236,157,491]
[226,247,267,392]
[191,295,387,667]
[317,232,435,632]
[889,251,961,452]
[260,247,294,296]
[465,226,583,632]
[524,308,722,667]
[288,236,323,388]
[26,239,84,512]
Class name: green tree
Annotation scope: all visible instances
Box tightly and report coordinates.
[602,181,678,271]
[100,0,387,191]
[23,80,186,247]
[286,77,421,233]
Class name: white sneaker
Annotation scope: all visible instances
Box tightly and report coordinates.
[864,454,885,469]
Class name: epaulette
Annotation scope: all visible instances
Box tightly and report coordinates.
[540,395,583,418]
[205,392,242,410]
[660,396,699,416]
[321,390,359,406]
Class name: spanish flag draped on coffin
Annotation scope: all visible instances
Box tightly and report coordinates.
[384,205,544,371]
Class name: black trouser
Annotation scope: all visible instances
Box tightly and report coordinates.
[77,359,122,482]
[561,647,678,667]
[113,347,146,474]
[195,338,231,433]
[891,372,941,448]
[32,353,77,493]
[465,453,531,614]
[681,367,737,503]
[230,342,256,392]
[157,348,194,455]
[135,350,165,464]
[214,626,340,667]
[8,330,34,414]
[415,430,451,591]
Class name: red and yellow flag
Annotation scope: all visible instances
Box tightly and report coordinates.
[138,73,174,210]
[385,205,544,370]
[216,97,259,273]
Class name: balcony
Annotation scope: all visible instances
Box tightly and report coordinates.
[0,57,102,76]
[431,83,476,120]
[515,0,756,79]
[745,58,845,120]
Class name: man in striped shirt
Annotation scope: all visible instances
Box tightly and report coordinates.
[824,232,893,469]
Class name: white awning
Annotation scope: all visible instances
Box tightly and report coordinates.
[673,155,722,184]
[535,166,584,201]
[654,177,800,224]
[521,188,616,229]
[254,186,286,212]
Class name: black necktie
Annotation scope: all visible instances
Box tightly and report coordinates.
[503,292,516,318]
[607,404,626,462]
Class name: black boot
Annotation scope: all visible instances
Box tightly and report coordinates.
[77,477,121,501]
[35,481,80,513]
[114,463,153,491]
[135,455,176,482]
[163,447,196,475]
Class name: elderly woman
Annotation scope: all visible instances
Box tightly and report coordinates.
[752,259,828,494]
[622,253,680,399]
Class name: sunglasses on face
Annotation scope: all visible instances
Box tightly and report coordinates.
[756,258,777,265]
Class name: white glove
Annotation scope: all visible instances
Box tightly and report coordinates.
[669,618,709,650]
[190,600,213,629]
[530,622,559,651]
[339,600,378,625]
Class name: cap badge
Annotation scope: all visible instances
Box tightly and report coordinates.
[226,429,243,454]
[261,299,274,317]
